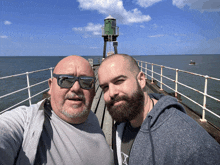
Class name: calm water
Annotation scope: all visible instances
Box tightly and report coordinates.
[0,55,220,128]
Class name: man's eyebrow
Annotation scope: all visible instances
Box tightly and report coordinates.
[112,75,127,81]
[99,75,127,88]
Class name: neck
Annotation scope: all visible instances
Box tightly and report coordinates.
[130,94,155,128]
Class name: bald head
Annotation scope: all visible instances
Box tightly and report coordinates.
[100,54,140,76]
[53,55,94,77]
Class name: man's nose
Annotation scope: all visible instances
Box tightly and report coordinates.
[69,80,81,92]
[108,84,119,100]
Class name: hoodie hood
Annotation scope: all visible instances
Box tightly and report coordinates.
[142,93,185,131]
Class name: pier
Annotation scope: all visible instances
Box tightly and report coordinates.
[1,61,220,145]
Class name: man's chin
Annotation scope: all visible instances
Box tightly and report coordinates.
[61,107,90,119]
[108,107,128,123]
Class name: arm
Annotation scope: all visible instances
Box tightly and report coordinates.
[0,107,27,165]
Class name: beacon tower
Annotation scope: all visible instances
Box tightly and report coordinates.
[102,15,119,58]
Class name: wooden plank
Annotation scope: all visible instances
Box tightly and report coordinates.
[102,106,113,147]
[91,66,101,113]
[91,86,102,113]
[92,66,113,146]
[94,66,100,92]
[95,91,105,126]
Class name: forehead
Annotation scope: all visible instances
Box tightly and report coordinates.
[98,56,134,82]
[54,58,94,76]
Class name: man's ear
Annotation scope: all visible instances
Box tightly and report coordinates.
[48,78,53,95]
[137,72,146,89]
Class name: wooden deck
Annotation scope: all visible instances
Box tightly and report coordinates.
[91,66,113,147]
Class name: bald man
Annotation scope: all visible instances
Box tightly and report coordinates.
[0,55,113,165]
[98,54,220,165]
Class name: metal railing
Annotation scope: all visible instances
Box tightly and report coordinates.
[0,67,54,114]
[136,60,220,123]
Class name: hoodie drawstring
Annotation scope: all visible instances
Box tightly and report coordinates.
[148,115,155,165]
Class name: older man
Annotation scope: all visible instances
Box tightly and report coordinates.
[0,55,113,165]
[98,54,220,165]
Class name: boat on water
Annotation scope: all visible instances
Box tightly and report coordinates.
[189,60,196,65]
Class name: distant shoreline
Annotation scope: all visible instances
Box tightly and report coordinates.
[0,54,220,57]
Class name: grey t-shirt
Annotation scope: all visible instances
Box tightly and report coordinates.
[34,104,113,165]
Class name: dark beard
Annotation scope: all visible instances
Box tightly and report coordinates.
[106,84,144,123]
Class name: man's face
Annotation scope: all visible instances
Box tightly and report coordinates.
[48,56,95,124]
[98,56,144,123]
[105,81,144,123]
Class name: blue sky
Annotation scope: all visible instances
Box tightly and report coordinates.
[1,0,220,56]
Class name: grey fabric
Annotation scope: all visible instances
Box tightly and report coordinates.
[0,99,113,165]
[0,100,45,165]
[35,104,113,165]
[115,94,220,165]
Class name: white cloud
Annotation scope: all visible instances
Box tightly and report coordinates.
[72,22,102,37]
[174,33,186,36]
[85,23,102,32]
[172,0,220,12]
[0,35,8,39]
[90,46,99,49]
[72,27,83,31]
[93,31,101,35]
[4,20,12,25]
[136,0,162,8]
[77,0,151,24]
[148,34,164,37]
[140,25,145,28]
[152,23,158,29]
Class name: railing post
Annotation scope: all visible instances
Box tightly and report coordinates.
[50,67,53,79]
[151,64,154,84]
[201,75,208,122]
[160,66,164,90]
[175,69,178,98]
[141,61,143,72]
[26,72,32,106]
[145,62,148,79]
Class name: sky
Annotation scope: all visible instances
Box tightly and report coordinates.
[0,0,220,56]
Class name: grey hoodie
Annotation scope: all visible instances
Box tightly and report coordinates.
[113,94,220,165]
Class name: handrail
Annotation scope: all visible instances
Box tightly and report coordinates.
[0,65,98,114]
[0,67,54,114]
[136,60,220,124]
[0,68,54,80]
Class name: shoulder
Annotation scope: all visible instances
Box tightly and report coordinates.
[0,99,45,130]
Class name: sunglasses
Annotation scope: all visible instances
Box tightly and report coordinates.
[53,74,96,90]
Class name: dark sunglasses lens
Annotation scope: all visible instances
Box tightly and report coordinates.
[59,78,75,88]
[79,78,94,89]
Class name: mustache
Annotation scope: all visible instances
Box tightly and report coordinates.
[106,95,129,106]
[65,93,85,101]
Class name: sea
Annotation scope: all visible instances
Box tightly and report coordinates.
[0,55,220,128]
